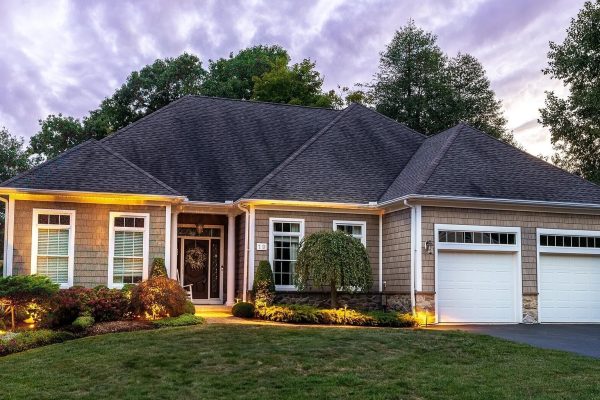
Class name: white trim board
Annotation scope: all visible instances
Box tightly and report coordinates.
[31,208,76,288]
[269,217,305,292]
[332,220,367,246]
[107,211,150,289]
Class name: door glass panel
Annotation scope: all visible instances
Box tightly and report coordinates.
[183,239,209,300]
[210,239,220,299]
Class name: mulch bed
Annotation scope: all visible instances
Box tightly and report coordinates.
[86,320,156,336]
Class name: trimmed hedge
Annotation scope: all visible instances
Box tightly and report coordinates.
[255,304,418,327]
[152,314,205,328]
[0,329,75,356]
[232,302,255,318]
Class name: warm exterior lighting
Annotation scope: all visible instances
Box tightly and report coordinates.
[195,224,204,234]
[415,309,435,326]
[425,240,434,255]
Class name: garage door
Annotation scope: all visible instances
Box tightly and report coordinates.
[539,254,600,323]
[438,251,518,323]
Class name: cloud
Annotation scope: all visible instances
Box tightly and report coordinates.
[0,0,588,158]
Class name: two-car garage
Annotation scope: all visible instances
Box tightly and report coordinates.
[434,225,600,324]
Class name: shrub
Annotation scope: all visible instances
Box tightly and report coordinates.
[152,314,205,328]
[232,302,255,318]
[319,308,375,325]
[0,275,59,330]
[183,300,196,315]
[44,287,96,328]
[88,287,130,322]
[368,311,418,327]
[255,304,320,323]
[72,315,95,331]
[295,231,372,307]
[252,261,275,307]
[150,258,168,278]
[0,329,75,356]
[130,277,188,319]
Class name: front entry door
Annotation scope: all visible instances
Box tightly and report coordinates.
[181,237,222,303]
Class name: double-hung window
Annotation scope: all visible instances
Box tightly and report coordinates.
[269,218,304,290]
[32,209,75,288]
[108,212,149,288]
[333,220,367,246]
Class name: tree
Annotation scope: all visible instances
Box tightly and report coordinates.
[369,21,512,141]
[539,1,600,183]
[202,45,289,99]
[252,58,341,107]
[295,231,372,308]
[28,115,87,160]
[0,127,33,183]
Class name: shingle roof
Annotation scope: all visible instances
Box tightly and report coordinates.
[101,96,340,202]
[3,96,600,206]
[381,123,600,204]
[0,140,181,197]
[245,104,426,203]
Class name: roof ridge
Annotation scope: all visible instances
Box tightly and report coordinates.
[458,122,600,191]
[187,94,342,112]
[0,139,96,187]
[411,124,464,195]
[241,104,358,199]
[100,96,191,144]
[97,142,182,196]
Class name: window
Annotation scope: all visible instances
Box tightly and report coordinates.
[333,221,366,246]
[540,234,600,249]
[31,209,75,288]
[108,213,149,288]
[269,219,304,289]
[438,230,516,245]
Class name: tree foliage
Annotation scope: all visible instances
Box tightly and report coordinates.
[539,1,600,183]
[369,20,514,143]
[0,127,33,183]
[295,231,372,308]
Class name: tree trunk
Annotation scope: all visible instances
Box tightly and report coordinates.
[330,281,338,309]
[10,303,15,331]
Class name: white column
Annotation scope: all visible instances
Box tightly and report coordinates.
[226,214,236,306]
[247,205,256,291]
[378,213,383,292]
[164,204,171,274]
[5,196,14,276]
[170,211,178,280]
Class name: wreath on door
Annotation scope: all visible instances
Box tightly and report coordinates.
[185,247,208,271]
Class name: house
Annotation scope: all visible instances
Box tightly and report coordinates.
[1,95,600,324]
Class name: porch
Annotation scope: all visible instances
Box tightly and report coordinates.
[168,210,244,306]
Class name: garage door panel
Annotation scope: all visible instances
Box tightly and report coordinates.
[540,254,600,323]
[438,251,517,323]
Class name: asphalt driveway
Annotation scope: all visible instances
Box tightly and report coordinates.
[431,324,600,358]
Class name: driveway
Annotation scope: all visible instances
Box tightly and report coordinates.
[430,324,600,358]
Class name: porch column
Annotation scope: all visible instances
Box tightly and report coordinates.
[226,213,236,306]
[170,211,179,280]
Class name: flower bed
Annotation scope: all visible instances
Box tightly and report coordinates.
[255,304,418,327]
[0,329,75,356]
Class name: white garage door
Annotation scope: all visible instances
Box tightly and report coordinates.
[539,254,600,323]
[438,251,518,323]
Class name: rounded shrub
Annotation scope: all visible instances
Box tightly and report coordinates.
[183,300,196,315]
[72,314,95,331]
[150,258,168,278]
[88,287,130,322]
[232,302,255,318]
[130,277,188,319]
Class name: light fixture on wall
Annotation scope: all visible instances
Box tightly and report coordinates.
[425,240,434,255]
[195,224,204,235]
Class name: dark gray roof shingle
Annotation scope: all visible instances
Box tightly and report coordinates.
[1,140,180,196]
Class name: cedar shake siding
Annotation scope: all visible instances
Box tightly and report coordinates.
[253,209,380,291]
[381,209,411,294]
[421,206,600,294]
[12,200,166,287]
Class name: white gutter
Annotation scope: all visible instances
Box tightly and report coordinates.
[378,213,383,293]
[235,198,378,210]
[237,203,250,302]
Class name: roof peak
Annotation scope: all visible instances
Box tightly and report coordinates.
[184,94,342,112]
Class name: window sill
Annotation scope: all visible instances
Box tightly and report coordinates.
[275,285,297,292]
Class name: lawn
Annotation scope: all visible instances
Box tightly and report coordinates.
[1,324,599,400]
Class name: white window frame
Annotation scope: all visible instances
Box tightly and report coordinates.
[31,209,76,289]
[333,220,367,246]
[108,212,150,289]
[269,217,304,291]
[434,224,522,323]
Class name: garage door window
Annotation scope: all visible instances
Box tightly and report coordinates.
[540,234,600,248]
[438,230,516,245]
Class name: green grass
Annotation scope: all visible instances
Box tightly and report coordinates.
[0,324,599,399]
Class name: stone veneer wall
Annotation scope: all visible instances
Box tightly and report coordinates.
[12,200,166,287]
[418,206,600,322]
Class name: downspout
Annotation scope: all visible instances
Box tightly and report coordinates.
[404,199,416,314]
[378,212,383,293]
[0,197,7,277]
[237,203,250,302]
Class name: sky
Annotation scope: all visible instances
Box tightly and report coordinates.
[0,0,584,157]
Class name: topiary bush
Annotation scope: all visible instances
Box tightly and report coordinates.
[232,302,255,318]
[71,314,95,332]
[129,276,188,319]
[252,260,276,307]
[88,287,130,322]
[150,258,168,278]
